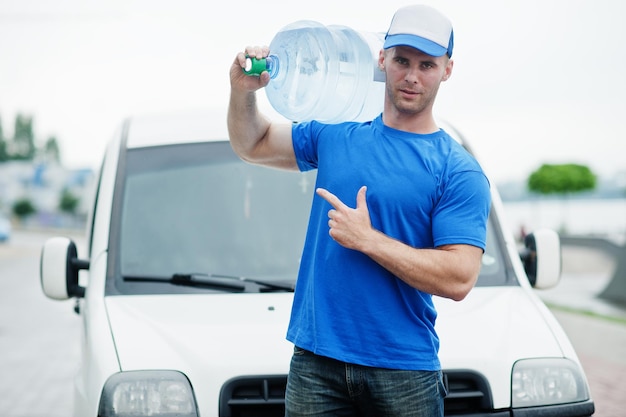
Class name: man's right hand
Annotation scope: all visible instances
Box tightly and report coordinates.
[230,46,272,92]
[227,44,298,171]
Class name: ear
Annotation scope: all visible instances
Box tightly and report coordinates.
[378,49,385,71]
[442,59,454,81]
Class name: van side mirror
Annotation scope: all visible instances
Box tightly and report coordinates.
[40,237,89,300]
[521,229,561,289]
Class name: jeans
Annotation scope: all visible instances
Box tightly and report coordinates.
[285,346,447,417]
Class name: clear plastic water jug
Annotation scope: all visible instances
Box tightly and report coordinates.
[244,20,385,123]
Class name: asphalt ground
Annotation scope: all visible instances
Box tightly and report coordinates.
[550,309,626,417]
[0,229,80,417]
[539,243,626,417]
[0,229,624,416]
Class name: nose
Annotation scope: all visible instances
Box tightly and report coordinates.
[404,66,420,84]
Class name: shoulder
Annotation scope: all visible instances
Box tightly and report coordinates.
[437,130,484,173]
[292,120,374,147]
[293,119,366,135]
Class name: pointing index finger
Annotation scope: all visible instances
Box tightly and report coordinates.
[316,188,343,209]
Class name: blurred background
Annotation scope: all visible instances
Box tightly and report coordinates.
[0,2,625,416]
[0,0,624,238]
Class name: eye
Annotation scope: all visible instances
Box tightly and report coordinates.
[394,57,409,66]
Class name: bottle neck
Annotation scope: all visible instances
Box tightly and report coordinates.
[243,55,279,79]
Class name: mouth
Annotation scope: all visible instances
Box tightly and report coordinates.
[399,88,419,98]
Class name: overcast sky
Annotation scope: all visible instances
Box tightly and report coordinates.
[1,0,625,183]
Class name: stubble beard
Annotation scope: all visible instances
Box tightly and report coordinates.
[386,82,434,116]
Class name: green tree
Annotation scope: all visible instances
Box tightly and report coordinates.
[0,116,7,162]
[528,163,597,195]
[12,198,36,220]
[59,188,79,214]
[44,136,61,163]
[0,120,9,162]
[11,114,36,160]
[0,113,63,162]
[527,163,597,233]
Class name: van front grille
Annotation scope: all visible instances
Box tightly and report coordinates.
[219,371,494,416]
[219,375,287,417]
[444,370,494,414]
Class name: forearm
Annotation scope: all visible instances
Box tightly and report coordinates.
[227,89,271,162]
[317,186,482,300]
[359,231,482,301]
[228,50,298,170]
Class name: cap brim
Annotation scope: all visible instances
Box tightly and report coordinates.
[383,34,447,57]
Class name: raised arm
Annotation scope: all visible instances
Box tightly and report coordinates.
[228,46,298,170]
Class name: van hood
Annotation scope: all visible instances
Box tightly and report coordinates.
[105,293,294,412]
[435,286,566,408]
[105,287,567,411]
[106,293,294,372]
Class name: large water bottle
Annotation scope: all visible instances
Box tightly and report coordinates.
[244,20,385,123]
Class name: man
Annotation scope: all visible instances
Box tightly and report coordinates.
[228,4,491,416]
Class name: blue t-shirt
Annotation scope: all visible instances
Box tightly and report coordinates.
[286,115,491,370]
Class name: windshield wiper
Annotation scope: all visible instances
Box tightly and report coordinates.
[123,273,294,292]
[190,273,295,292]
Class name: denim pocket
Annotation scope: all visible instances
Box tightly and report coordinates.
[293,345,308,356]
[438,370,449,398]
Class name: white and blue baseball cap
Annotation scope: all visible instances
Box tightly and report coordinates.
[383,4,454,57]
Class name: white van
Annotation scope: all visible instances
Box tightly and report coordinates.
[40,110,595,416]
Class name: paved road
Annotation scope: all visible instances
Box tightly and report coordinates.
[542,243,626,417]
[0,229,624,416]
[551,309,626,417]
[0,229,81,417]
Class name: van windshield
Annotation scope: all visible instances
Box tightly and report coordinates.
[108,141,511,295]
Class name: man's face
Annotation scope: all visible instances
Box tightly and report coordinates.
[379,46,453,115]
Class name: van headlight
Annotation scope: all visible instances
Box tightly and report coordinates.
[512,358,590,407]
[98,370,199,416]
